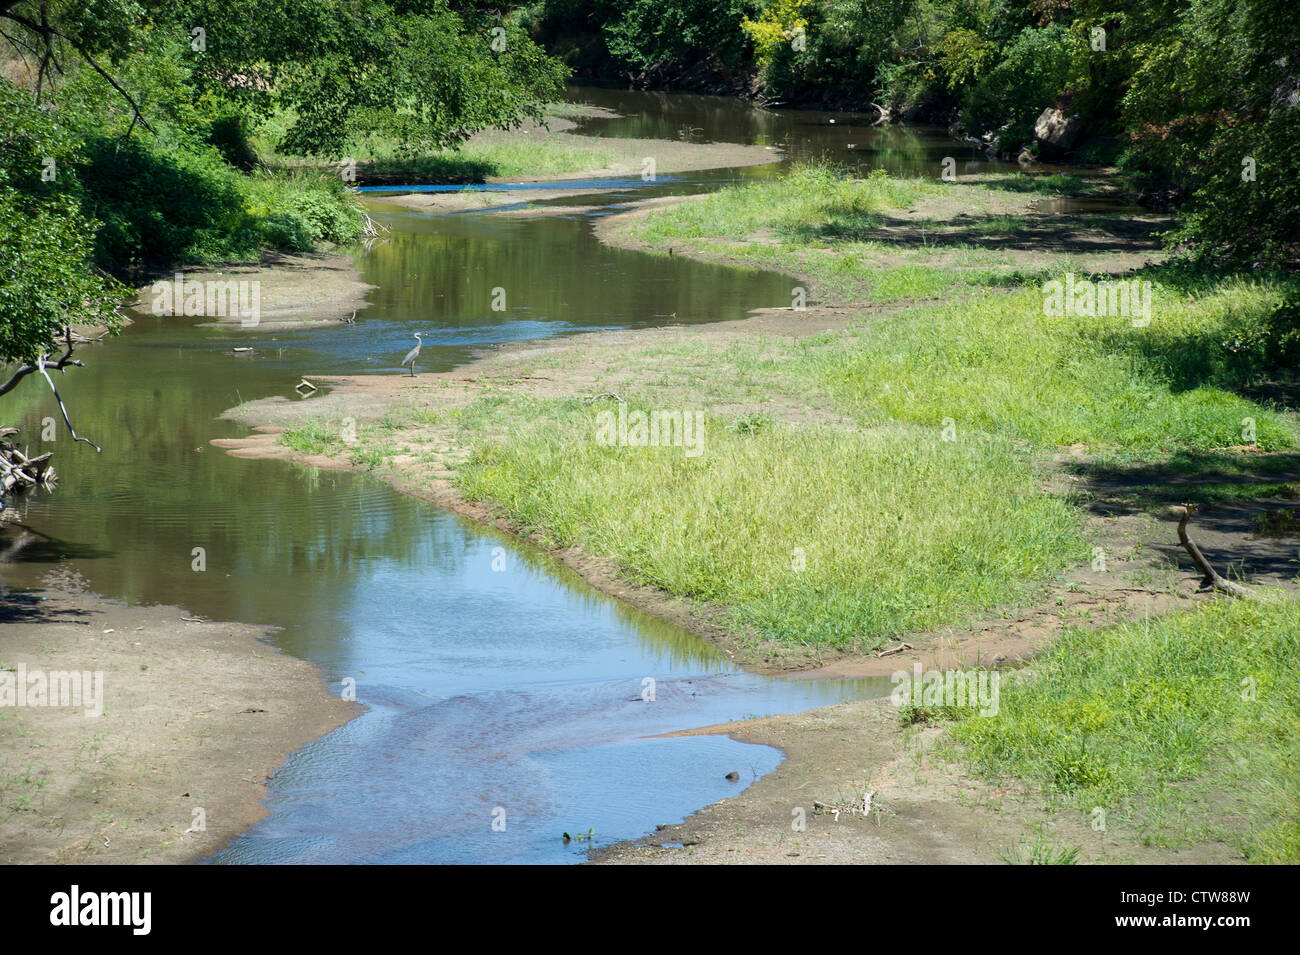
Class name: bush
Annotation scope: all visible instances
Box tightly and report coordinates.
[245,170,364,248]
[77,137,362,274]
[77,135,256,272]
[258,211,318,252]
[206,114,260,171]
[960,25,1073,149]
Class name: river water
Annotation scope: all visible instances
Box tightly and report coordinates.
[1,88,1006,864]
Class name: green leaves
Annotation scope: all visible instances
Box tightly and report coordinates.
[0,81,123,364]
[159,1,568,156]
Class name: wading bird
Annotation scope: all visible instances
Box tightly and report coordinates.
[400,333,423,376]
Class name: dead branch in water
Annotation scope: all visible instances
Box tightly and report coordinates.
[0,427,57,506]
[360,210,390,238]
[1175,503,1256,599]
[0,329,101,509]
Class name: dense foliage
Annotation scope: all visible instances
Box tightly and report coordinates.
[0,0,569,364]
[0,82,123,362]
[525,0,1298,262]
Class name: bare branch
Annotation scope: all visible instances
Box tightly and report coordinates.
[35,351,100,451]
[1,8,155,134]
[1175,504,1256,599]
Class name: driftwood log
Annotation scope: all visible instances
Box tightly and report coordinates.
[1175,503,1255,599]
[0,428,57,502]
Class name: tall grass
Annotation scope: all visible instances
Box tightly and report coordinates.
[457,397,1086,650]
[810,283,1296,453]
[949,596,1300,861]
[633,165,931,242]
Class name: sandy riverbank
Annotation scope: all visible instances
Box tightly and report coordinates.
[0,573,356,863]
[586,696,1239,864]
[366,114,784,216]
[130,249,376,330]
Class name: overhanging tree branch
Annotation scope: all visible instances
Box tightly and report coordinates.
[0,327,83,398]
[35,351,100,451]
[1,8,155,134]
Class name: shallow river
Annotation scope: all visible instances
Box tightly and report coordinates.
[2,88,1006,863]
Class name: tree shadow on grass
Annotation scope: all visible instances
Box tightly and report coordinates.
[1065,451,1300,586]
[784,208,1166,255]
[974,173,1100,196]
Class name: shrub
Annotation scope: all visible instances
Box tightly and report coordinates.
[960,25,1073,149]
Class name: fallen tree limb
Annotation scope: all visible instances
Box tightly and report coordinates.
[35,353,101,451]
[0,427,57,509]
[1175,503,1256,599]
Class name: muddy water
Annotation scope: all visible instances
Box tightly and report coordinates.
[562,85,1007,178]
[0,88,1005,864]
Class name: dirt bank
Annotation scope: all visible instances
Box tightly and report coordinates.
[374,187,622,216]
[131,249,375,330]
[0,573,356,863]
[587,697,1240,865]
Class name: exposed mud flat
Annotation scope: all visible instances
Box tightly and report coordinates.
[587,697,1241,865]
[0,576,357,863]
[131,249,376,330]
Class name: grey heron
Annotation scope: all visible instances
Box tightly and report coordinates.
[400,333,423,376]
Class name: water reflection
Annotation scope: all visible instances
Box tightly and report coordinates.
[563,85,1014,178]
[1,87,930,865]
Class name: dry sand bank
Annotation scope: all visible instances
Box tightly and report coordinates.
[0,575,356,863]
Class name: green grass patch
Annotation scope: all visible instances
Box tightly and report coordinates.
[948,596,1300,862]
[280,422,343,456]
[456,396,1086,650]
[255,108,624,184]
[619,165,1150,304]
[811,282,1296,453]
[632,164,932,244]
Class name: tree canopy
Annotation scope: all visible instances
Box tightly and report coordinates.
[0,0,569,366]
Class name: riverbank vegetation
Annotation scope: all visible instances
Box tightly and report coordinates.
[947,596,1300,862]
[275,165,1299,656]
[523,0,1298,263]
[1,0,569,305]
